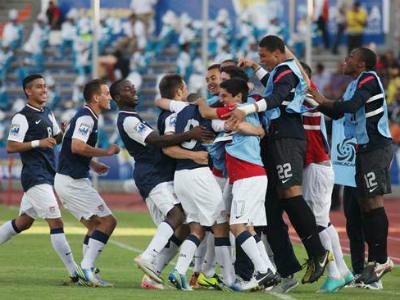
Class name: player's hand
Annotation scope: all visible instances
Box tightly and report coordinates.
[307,87,325,104]
[106,144,120,155]
[91,161,110,175]
[238,58,258,70]
[189,126,215,142]
[39,137,57,149]
[192,151,209,165]
[227,109,246,130]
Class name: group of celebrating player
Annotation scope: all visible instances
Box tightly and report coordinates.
[0,34,394,294]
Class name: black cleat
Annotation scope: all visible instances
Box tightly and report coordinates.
[302,250,333,284]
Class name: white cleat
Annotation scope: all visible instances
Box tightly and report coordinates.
[134,255,163,283]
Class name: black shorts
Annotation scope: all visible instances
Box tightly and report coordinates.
[355,144,393,198]
[268,138,306,189]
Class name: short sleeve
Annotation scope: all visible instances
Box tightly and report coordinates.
[123,116,154,145]
[164,113,177,134]
[7,114,29,143]
[49,112,61,136]
[169,100,189,113]
[212,119,225,132]
[72,115,94,143]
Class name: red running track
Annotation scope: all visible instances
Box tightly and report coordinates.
[1,191,399,264]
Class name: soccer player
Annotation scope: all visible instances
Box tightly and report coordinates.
[55,79,120,287]
[309,47,394,284]
[231,35,330,284]
[109,78,210,284]
[164,90,242,292]
[300,62,353,292]
[198,78,281,290]
[0,74,85,284]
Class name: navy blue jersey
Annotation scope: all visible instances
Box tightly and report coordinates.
[58,106,98,179]
[174,104,212,171]
[117,110,174,198]
[7,104,60,191]
[157,109,177,171]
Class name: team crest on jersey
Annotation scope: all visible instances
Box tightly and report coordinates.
[79,123,90,135]
[98,204,104,212]
[49,206,56,213]
[136,122,146,133]
[9,124,20,136]
[169,116,176,126]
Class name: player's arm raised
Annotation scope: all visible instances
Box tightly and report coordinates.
[145,126,213,148]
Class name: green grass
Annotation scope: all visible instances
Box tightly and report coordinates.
[0,205,398,299]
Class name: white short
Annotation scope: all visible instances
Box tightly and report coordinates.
[174,167,227,226]
[19,184,61,219]
[145,181,179,225]
[230,176,267,226]
[303,163,334,227]
[54,173,112,221]
[222,180,233,215]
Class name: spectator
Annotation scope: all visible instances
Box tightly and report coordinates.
[46,0,62,30]
[0,46,14,84]
[332,1,347,54]
[314,0,330,49]
[387,67,400,107]
[346,1,367,53]
[324,62,352,100]
[130,0,157,35]
[176,43,192,82]
[58,9,78,58]
[312,63,331,92]
[1,9,23,51]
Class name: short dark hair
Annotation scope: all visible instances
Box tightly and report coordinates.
[220,78,249,103]
[110,79,125,101]
[22,74,44,98]
[159,74,184,99]
[207,64,221,71]
[220,59,236,68]
[83,79,107,103]
[259,35,285,53]
[300,61,312,78]
[220,66,249,82]
[357,47,377,71]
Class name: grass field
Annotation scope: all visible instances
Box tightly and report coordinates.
[0,205,398,300]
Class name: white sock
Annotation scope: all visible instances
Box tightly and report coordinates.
[154,239,180,275]
[327,225,351,277]
[193,236,207,273]
[141,221,174,262]
[202,232,216,277]
[256,240,276,273]
[175,235,200,275]
[0,220,19,245]
[50,229,78,276]
[215,238,235,285]
[238,231,268,273]
[319,229,341,279]
[81,230,108,269]
[83,235,90,257]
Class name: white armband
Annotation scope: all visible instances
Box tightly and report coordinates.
[255,99,267,112]
[238,104,257,115]
[31,140,40,148]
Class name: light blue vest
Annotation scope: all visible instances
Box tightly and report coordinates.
[331,117,357,187]
[263,59,309,123]
[225,101,263,166]
[343,71,391,144]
